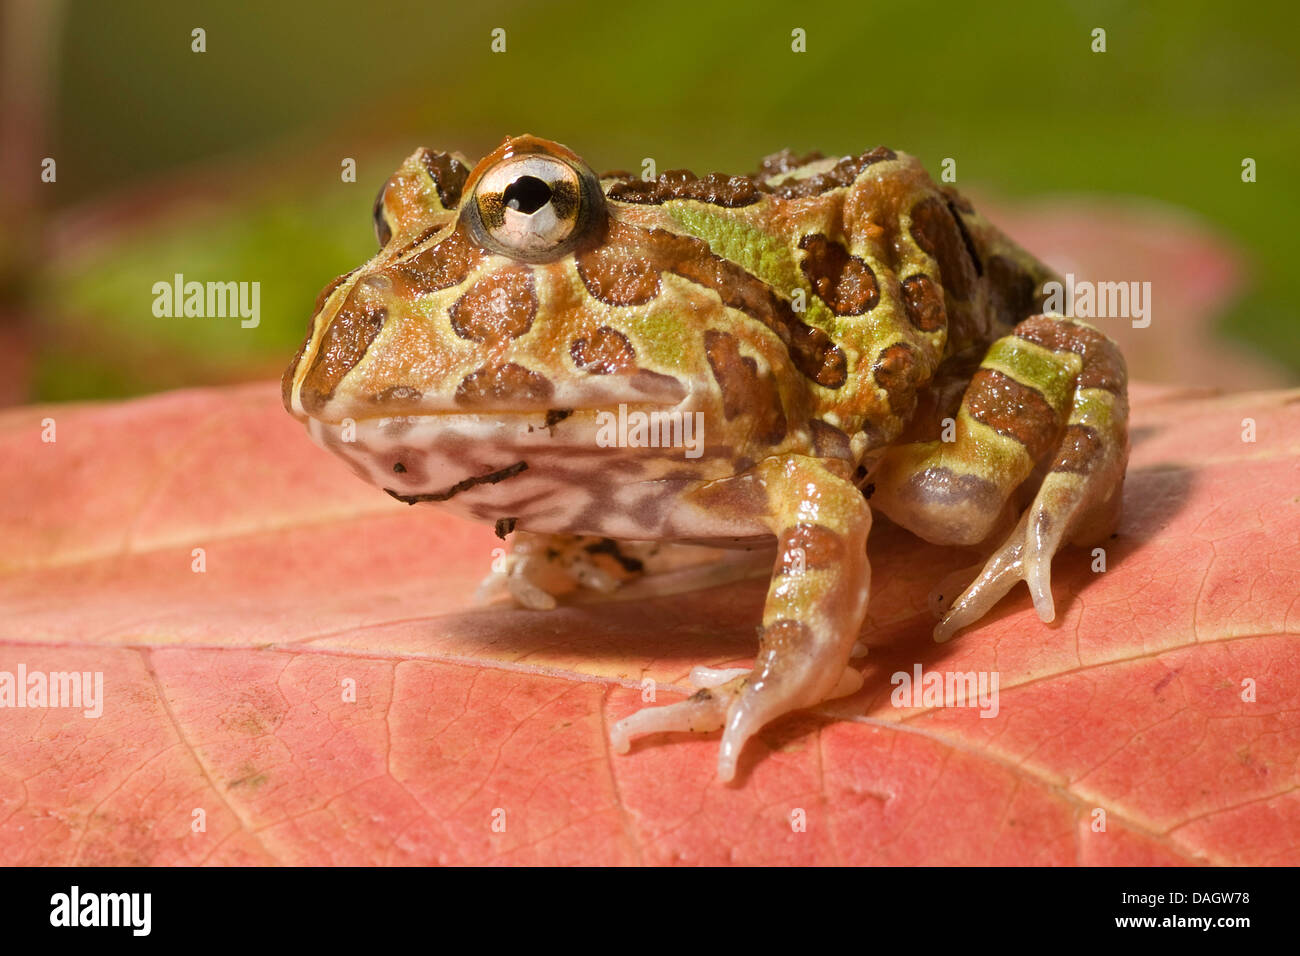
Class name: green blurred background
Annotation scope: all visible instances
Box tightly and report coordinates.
[2,0,1296,403]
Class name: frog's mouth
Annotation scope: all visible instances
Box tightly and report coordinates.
[381,459,529,505]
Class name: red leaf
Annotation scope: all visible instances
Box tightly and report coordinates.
[2,379,1296,865]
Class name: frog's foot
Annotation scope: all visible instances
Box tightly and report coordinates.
[871,314,1130,643]
[474,533,646,610]
[610,665,864,780]
[934,438,1126,641]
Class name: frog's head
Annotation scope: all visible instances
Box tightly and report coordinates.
[282,135,879,536]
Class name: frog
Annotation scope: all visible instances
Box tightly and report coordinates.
[282,135,1129,782]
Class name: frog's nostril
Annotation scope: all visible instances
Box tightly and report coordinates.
[503,175,552,214]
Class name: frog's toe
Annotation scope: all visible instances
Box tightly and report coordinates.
[688,665,750,689]
[717,665,864,782]
[609,679,738,756]
[933,513,1035,643]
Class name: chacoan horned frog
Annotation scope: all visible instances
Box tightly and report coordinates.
[283,135,1129,782]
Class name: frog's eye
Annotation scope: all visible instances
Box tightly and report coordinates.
[372,182,392,248]
[463,154,604,262]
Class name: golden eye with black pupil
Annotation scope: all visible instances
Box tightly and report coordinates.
[463,153,604,262]
[372,182,392,248]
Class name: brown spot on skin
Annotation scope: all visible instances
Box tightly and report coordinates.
[545,408,572,428]
[808,420,852,460]
[575,244,661,306]
[987,255,1041,328]
[571,326,637,374]
[418,149,471,209]
[687,470,769,518]
[1014,316,1128,394]
[298,297,387,415]
[905,466,1002,512]
[942,186,975,215]
[449,265,538,341]
[704,330,788,445]
[650,225,846,387]
[394,227,484,295]
[455,363,554,408]
[901,274,945,333]
[607,169,762,207]
[370,385,423,405]
[798,234,879,315]
[779,524,844,574]
[282,270,362,412]
[910,197,977,299]
[388,448,429,487]
[964,368,1061,461]
[754,148,826,179]
[494,517,517,539]
[1052,424,1103,474]
[373,184,392,247]
[767,146,897,199]
[629,369,688,402]
[873,342,924,419]
[572,221,846,388]
[313,271,356,315]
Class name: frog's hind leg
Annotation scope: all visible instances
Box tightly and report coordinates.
[870,315,1129,642]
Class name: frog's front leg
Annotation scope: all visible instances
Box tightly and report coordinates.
[476,532,654,609]
[610,456,871,782]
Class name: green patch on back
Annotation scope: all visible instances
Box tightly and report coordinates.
[666,203,843,337]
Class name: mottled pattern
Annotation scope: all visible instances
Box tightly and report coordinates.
[418,149,471,208]
[395,228,484,295]
[964,368,1060,461]
[901,274,945,333]
[282,135,1133,782]
[766,146,896,199]
[570,326,637,374]
[455,363,554,407]
[607,170,762,207]
[754,148,825,179]
[1051,423,1104,474]
[872,342,925,419]
[704,330,788,445]
[449,265,538,341]
[910,197,978,299]
[299,297,387,414]
[778,523,844,573]
[575,244,661,306]
[798,234,879,315]
[1014,315,1128,394]
[808,419,852,459]
[902,465,1002,512]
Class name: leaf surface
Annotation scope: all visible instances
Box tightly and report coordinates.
[1,380,1296,865]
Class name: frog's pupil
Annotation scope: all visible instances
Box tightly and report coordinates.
[503,176,552,215]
